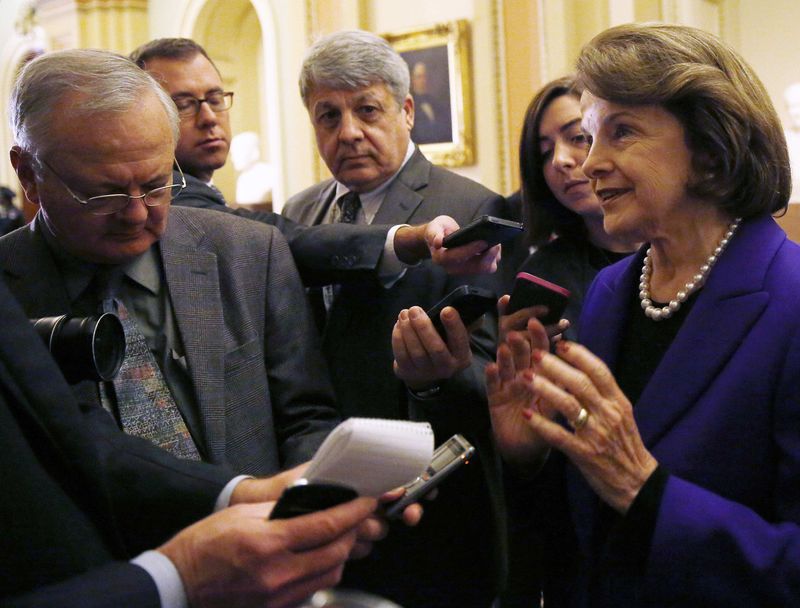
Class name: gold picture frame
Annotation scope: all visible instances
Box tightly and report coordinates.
[384,20,475,167]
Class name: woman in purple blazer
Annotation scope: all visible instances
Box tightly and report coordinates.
[489,23,800,606]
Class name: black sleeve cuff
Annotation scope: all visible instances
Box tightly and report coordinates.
[606,464,669,573]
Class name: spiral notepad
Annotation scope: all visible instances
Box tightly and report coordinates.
[304,417,434,497]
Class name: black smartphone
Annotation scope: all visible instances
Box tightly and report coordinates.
[384,434,475,519]
[425,285,497,337]
[269,481,358,520]
[505,272,571,325]
[442,215,524,249]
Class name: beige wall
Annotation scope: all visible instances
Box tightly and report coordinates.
[3,0,800,215]
[738,0,800,130]
[148,0,316,208]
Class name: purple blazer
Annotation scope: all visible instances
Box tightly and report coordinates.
[567,214,800,605]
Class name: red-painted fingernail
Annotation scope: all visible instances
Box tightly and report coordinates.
[531,349,544,362]
[521,409,533,420]
[522,369,535,382]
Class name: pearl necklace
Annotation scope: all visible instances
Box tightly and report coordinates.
[639,217,741,321]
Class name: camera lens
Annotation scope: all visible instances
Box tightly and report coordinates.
[31,314,125,384]
[89,313,126,380]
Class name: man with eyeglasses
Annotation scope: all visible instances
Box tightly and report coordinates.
[130,39,232,189]
[0,268,383,607]
[0,48,340,477]
[130,38,499,290]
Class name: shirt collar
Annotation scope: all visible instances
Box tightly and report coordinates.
[124,246,160,296]
[334,141,416,215]
[35,213,159,302]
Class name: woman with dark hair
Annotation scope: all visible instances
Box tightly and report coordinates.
[490,23,800,607]
[506,76,639,340]
[502,76,640,607]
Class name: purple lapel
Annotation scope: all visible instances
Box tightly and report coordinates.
[578,247,643,367]
[568,252,642,550]
[632,215,781,447]
[569,215,784,550]
[580,216,783,448]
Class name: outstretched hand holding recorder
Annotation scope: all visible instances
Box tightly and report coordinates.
[384,434,475,519]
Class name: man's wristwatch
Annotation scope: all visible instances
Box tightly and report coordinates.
[408,383,442,399]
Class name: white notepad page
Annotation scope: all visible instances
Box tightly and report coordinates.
[304,417,435,496]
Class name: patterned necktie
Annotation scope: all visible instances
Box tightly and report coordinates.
[338,191,361,224]
[99,278,201,460]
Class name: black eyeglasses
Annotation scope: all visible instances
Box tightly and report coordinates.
[39,158,187,216]
[172,91,234,118]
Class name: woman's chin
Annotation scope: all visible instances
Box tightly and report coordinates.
[602,213,639,241]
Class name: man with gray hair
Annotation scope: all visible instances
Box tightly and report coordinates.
[0,266,381,607]
[130,37,495,292]
[283,29,506,608]
[1,48,339,477]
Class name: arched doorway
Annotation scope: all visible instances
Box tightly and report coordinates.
[181,0,284,209]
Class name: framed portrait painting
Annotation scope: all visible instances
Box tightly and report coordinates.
[384,20,475,167]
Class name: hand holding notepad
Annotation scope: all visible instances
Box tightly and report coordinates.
[304,417,435,496]
[270,418,435,519]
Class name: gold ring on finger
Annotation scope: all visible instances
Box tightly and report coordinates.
[572,407,589,431]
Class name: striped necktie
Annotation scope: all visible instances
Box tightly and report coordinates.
[338,191,361,224]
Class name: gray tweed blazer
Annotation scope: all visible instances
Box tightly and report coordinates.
[0,206,339,475]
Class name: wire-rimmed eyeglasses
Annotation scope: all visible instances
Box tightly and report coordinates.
[39,158,186,216]
[172,91,234,118]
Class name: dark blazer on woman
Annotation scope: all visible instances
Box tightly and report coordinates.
[516,236,629,341]
[542,214,800,606]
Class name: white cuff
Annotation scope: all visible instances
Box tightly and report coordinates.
[379,224,414,288]
[131,550,188,608]
[215,475,253,511]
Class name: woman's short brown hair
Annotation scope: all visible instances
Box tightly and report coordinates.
[576,22,790,217]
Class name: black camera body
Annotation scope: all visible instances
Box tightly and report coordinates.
[30,314,125,384]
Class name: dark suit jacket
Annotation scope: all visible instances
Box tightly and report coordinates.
[173,172,393,287]
[515,236,631,342]
[540,215,800,606]
[0,275,233,607]
[0,207,339,475]
[283,149,507,606]
[497,191,531,294]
